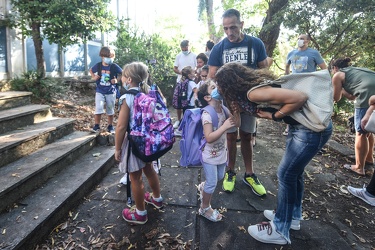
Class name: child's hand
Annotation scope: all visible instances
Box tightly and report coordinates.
[92,73,100,81]
[115,149,121,162]
[111,76,118,85]
[222,116,236,130]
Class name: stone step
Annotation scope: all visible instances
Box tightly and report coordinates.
[0,131,97,213]
[0,117,75,168]
[0,104,52,134]
[0,145,115,250]
[0,91,32,111]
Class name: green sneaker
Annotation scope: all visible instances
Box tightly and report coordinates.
[222,170,236,192]
[243,174,266,196]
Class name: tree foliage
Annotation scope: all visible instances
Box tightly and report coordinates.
[283,0,375,69]
[113,23,178,103]
[9,0,116,77]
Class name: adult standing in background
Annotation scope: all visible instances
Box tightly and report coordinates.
[208,8,268,196]
[331,57,375,176]
[283,34,327,136]
[173,40,197,129]
[205,40,215,58]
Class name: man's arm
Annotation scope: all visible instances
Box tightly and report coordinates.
[208,65,219,80]
[285,64,291,75]
[257,58,268,69]
[318,62,327,70]
[173,66,180,75]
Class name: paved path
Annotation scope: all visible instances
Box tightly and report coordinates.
[39,112,374,250]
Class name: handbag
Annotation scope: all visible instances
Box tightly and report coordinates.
[364,111,375,133]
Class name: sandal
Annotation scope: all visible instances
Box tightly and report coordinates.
[198,206,223,222]
[343,164,365,176]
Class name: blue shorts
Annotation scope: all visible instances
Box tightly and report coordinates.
[354,108,368,134]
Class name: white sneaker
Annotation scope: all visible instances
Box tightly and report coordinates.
[248,221,287,245]
[119,173,128,185]
[263,210,300,230]
[173,120,180,129]
[174,130,182,137]
[347,185,375,206]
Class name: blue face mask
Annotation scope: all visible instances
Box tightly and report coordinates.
[182,51,190,55]
[104,57,114,64]
[210,88,223,100]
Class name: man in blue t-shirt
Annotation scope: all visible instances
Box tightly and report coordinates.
[208,8,268,197]
[285,34,327,74]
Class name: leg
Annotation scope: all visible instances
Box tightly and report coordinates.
[200,162,222,221]
[352,132,367,174]
[177,108,182,121]
[143,163,161,198]
[273,122,332,243]
[226,131,237,171]
[94,114,101,125]
[239,130,253,175]
[365,133,374,164]
[129,169,145,211]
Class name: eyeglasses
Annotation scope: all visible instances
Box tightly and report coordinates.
[201,75,208,78]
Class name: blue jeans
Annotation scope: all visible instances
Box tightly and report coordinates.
[202,162,226,194]
[273,121,333,243]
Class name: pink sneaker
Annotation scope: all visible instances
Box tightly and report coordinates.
[122,207,148,225]
[144,192,163,209]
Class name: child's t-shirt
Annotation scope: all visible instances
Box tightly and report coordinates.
[91,63,122,95]
[187,80,198,107]
[201,109,227,165]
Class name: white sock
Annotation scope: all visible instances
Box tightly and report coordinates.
[136,208,147,216]
[153,195,163,202]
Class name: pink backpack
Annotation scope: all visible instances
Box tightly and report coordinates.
[126,86,175,162]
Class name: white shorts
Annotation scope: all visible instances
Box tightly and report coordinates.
[95,92,116,115]
[227,112,257,134]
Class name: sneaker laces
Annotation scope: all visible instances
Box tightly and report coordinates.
[257,222,272,235]
[227,171,236,181]
[249,174,261,185]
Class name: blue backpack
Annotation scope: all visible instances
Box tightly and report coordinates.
[178,105,229,167]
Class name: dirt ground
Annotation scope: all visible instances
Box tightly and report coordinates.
[36,84,374,249]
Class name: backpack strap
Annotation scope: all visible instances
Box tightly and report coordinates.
[201,105,220,129]
[247,36,253,67]
[124,89,139,96]
[97,62,102,76]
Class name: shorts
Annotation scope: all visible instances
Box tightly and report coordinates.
[95,92,116,115]
[354,108,368,134]
[227,112,257,134]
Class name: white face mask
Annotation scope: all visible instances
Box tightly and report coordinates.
[297,39,304,48]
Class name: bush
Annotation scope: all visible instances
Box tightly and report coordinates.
[10,71,66,103]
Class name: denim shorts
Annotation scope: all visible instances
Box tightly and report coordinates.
[354,108,368,134]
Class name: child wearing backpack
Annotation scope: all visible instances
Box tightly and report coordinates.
[196,80,240,222]
[173,66,199,136]
[89,46,122,134]
[115,62,164,225]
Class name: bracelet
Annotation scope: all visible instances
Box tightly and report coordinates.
[278,110,286,116]
[272,112,283,122]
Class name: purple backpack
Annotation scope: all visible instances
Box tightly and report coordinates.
[126,86,175,162]
[172,79,193,109]
[178,105,229,167]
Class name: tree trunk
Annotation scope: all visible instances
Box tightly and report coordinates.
[258,0,289,57]
[205,0,217,41]
[31,21,46,78]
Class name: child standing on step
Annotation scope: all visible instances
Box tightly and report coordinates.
[89,46,122,134]
[196,80,240,222]
[114,62,163,225]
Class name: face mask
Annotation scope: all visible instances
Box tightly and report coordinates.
[297,39,304,48]
[210,88,223,100]
[182,51,190,55]
[104,57,114,64]
[124,84,131,90]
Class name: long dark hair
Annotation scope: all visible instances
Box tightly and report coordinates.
[215,62,276,111]
[331,57,351,69]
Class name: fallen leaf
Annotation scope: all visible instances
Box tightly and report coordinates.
[92,153,101,157]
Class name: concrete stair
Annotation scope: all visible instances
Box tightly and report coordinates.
[0,91,115,249]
